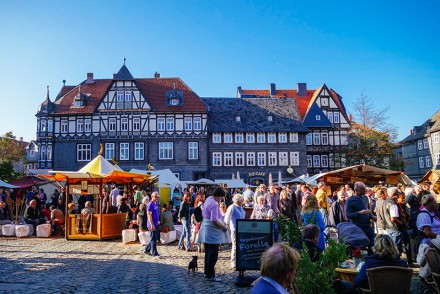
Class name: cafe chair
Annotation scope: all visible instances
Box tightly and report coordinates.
[359,266,413,294]
[425,248,440,292]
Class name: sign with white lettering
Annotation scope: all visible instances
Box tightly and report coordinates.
[236,219,273,271]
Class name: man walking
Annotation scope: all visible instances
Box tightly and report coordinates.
[329,190,348,226]
[145,192,160,257]
[178,192,192,251]
[383,187,403,253]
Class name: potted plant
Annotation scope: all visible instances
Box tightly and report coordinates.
[277,214,302,246]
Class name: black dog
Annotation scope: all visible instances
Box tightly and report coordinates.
[188,256,198,275]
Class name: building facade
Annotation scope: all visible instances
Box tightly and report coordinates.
[202,97,309,185]
[237,83,351,175]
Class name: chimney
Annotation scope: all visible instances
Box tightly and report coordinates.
[19,137,23,142]
[410,129,413,135]
[86,73,94,84]
[297,83,307,97]
[270,83,276,96]
[154,72,160,78]
[113,73,117,79]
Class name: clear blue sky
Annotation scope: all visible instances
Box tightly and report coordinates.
[1,1,439,142]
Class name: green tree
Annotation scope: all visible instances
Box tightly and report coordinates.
[0,160,22,181]
[0,132,25,162]
[346,92,398,168]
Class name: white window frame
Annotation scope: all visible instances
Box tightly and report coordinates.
[268,132,276,143]
[329,153,335,168]
[159,142,173,160]
[257,133,266,143]
[77,144,91,162]
[166,117,174,131]
[105,143,115,160]
[436,153,440,165]
[327,112,333,123]
[61,120,68,133]
[193,117,202,131]
[313,133,321,145]
[268,152,277,166]
[133,118,140,131]
[213,133,221,143]
[257,152,266,166]
[290,152,299,166]
[316,115,321,121]
[247,152,255,166]
[188,142,198,160]
[224,152,233,166]
[120,143,129,161]
[419,156,425,168]
[47,120,53,132]
[321,133,329,145]
[224,133,233,143]
[47,145,52,161]
[279,133,287,143]
[321,155,329,167]
[40,120,46,131]
[313,155,321,167]
[235,152,244,166]
[77,119,84,133]
[279,152,288,166]
[307,155,312,167]
[434,132,439,144]
[40,145,46,161]
[157,118,165,131]
[30,150,35,158]
[213,152,222,166]
[246,133,255,143]
[125,91,131,101]
[333,112,340,123]
[423,138,429,149]
[426,156,431,168]
[109,118,116,131]
[289,132,298,143]
[418,140,423,150]
[184,117,193,131]
[135,142,144,160]
[121,118,128,131]
[84,119,91,133]
[306,134,312,145]
[117,91,124,102]
[235,133,244,143]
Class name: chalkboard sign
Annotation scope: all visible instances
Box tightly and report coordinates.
[235,219,273,271]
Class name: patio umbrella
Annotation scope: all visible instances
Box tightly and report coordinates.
[278,171,282,187]
[237,171,240,180]
[268,173,273,185]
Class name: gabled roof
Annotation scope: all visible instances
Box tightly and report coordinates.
[201,97,308,133]
[400,109,440,142]
[303,102,333,128]
[113,64,134,80]
[55,85,75,101]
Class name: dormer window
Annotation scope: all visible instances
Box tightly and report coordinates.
[72,91,89,108]
[166,89,184,106]
[236,116,241,122]
[169,98,180,106]
[267,115,273,122]
[74,100,84,107]
[316,115,321,120]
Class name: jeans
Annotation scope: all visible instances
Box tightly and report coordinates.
[230,231,237,267]
[145,229,159,256]
[204,243,219,279]
[178,218,191,250]
[360,226,375,255]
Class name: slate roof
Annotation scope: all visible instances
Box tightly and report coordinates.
[302,103,333,128]
[36,87,56,116]
[400,109,440,142]
[201,97,308,133]
[113,64,134,80]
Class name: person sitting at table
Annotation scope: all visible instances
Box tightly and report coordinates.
[0,201,12,225]
[292,224,323,262]
[354,234,408,290]
[67,203,77,214]
[49,205,65,235]
[159,203,175,234]
[81,201,95,214]
[118,198,130,213]
[24,199,45,233]
[126,203,138,229]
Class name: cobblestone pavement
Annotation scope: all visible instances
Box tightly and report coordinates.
[0,236,257,294]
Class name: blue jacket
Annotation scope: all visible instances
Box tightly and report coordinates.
[251,278,286,294]
[354,253,408,289]
[346,195,371,229]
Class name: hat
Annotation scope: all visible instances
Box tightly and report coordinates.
[212,187,226,197]
[429,235,440,250]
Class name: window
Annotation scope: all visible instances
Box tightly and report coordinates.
[224,152,233,166]
[157,118,165,131]
[268,133,276,143]
[419,157,425,168]
[166,117,174,131]
[47,145,52,161]
[290,152,299,166]
[47,120,53,132]
[316,115,321,121]
[418,140,423,150]
[213,152,222,166]
[333,112,340,123]
[321,155,329,167]
[327,112,333,123]
[109,118,116,131]
[77,144,91,161]
[188,142,198,160]
[321,133,329,145]
[257,133,266,143]
[30,150,35,158]
[307,155,312,167]
[85,119,91,132]
[423,138,429,149]
[235,152,244,166]
[267,115,273,122]
[246,133,255,143]
[268,152,277,166]
[40,145,46,161]
[306,134,312,145]
[341,134,348,145]
[289,132,298,143]
[133,118,140,131]
[257,152,266,166]
[117,91,124,102]
[313,133,321,145]
[224,133,233,143]
[236,116,241,122]
[105,143,115,160]
[77,119,84,132]
[159,142,173,159]
[434,132,439,144]
[247,152,255,166]
[426,156,431,168]
[235,133,244,143]
[279,133,287,143]
[125,91,131,101]
[279,152,288,166]
[313,155,321,167]
[135,142,144,160]
[193,117,202,130]
[120,143,129,160]
[436,153,440,165]
[61,120,68,133]
[184,117,192,131]
[40,120,46,131]
[329,153,335,168]
[121,118,128,131]
[213,133,221,143]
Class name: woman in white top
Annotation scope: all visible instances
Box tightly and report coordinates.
[224,193,246,268]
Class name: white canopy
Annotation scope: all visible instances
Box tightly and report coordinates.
[214,179,248,189]
[185,178,219,185]
[130,168,187,191]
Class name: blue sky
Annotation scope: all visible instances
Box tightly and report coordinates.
[1,1,439,142]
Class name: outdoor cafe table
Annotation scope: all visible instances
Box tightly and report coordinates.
[335,266,358,283]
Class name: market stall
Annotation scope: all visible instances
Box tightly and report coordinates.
[418,169,440,195]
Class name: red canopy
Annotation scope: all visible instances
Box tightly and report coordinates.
[8,176,48,189]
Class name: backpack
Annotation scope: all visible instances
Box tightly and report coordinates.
[413,210,435,251]
[193,206,203,223]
